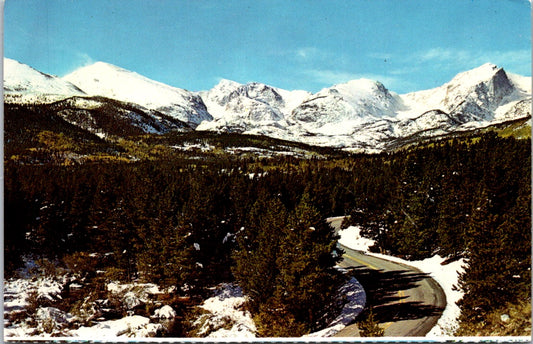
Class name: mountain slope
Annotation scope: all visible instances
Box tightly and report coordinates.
[400,63,526,121]
[4,58,86,103]
[291,79,403,124]
[63,62,212,127]
[197,64,530,151]
[47,96,190,137]
[5,58,531,152]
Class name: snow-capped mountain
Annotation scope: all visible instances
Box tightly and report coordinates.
[3,59,190,137]
[400,63,523,122]
[3,58,86,103]
[291,79,403,124]
[199,63,530,150]
[48,96,190,137]
[197,79,310,134]
[4,58,531,151]
[63,62,212,127]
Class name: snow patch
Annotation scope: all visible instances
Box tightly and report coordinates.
[193,283,256,338]
[338,225,375,251]
[368,253,465,337]
[154,305,177,319]
[305,276,366,337]
[72,315,162,338]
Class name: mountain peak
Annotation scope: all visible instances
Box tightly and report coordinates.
[4,57,86,101]
[65,61,149,86]
[214,78,242,89]
[449,63,503,86]
[80,61,129,73]
[4,57,56,80]
[63,62,212,126]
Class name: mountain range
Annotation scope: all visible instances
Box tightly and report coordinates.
[4,58,531,151]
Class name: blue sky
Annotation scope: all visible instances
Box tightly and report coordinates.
[4,0,531,94]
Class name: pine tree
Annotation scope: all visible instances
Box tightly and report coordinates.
[232,194,288,311]
[358,307,384,337]
[457,188,505,319]
[274,193,345,330]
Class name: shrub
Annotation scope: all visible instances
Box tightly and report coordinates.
[358,307,384,337]
[253,302,306,337]
[63,252,98,280]
[456,299,532,336]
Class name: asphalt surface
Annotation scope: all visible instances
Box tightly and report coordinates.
[328,217,447,337]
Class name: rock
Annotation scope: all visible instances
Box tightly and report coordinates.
[35,307,74,334]
[36,307,71,324]
[123,291,144,310]
[154,305,177,319]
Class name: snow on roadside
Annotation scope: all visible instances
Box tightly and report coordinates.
[411,256,465,336]
[368,252,465,337]
[338,225,466,337]
[305,276,366,337]
[338,225,375,251]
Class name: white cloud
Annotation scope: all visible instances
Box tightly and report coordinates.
[415,47,531,74]
[295,46,530,94]
[76,52,95,67]
[292,46,343,65]
[295,47,320,60]
[61,52,96,75]
[289,46,351,67]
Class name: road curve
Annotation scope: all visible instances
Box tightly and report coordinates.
[328,217,447,337]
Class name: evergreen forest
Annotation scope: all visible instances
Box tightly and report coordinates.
[4,127,531,336]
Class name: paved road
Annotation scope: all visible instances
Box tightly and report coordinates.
[328,217,446,337]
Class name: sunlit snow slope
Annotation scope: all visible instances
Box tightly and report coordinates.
[63,62,212,127]
[4,58,86,103]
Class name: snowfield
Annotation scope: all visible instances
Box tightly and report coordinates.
[192,283,257,338]
[72,315,163,338]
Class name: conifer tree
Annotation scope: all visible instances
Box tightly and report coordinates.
[457,189,504,319]
[274,193,344,330]
[232,194,288,311]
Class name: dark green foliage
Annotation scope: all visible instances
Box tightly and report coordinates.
[4,129,530,336]
[253,300,307,337]
[232,192,345,335]
[232,195,289,309]
[342,133,530,331]
[274,194,344,327]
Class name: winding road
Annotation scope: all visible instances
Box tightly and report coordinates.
[327,217,447,337]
